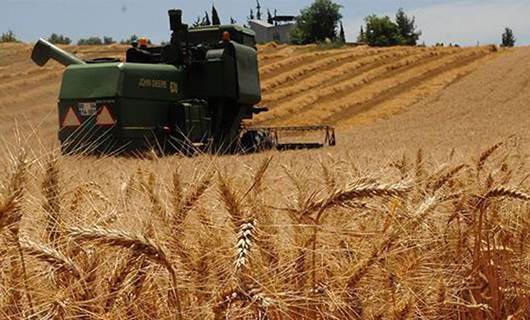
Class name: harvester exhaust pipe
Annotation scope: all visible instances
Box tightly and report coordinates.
[31,38,86,67]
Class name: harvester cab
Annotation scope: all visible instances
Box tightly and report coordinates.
[31,9,336,155]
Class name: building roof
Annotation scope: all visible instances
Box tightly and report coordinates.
[248,20,274,28]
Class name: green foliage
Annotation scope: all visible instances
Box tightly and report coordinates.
[48,33,71,45]
[359,9,421,47]
[256,0,262,20]
[267,9,274,24]
[103,36,115,45]
[339,22,346,43]
[203,11,211,26]
[0,30,18,43]
[361,15,403,46]
[120,35,138,45]
[212,5,221,25]
[501,27,516,47]
[291,0,343,45]
[77,37,103,46]
[395,8,421,45]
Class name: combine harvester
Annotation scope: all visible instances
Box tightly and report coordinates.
[31,9,335,155]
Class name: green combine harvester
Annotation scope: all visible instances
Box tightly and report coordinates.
[31,9,335,155]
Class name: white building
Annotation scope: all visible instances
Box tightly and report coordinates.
[248,19,295,44]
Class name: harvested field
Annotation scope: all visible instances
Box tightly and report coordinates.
[0,42,529,319]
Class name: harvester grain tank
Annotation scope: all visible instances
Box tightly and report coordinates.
[31,9,335,154]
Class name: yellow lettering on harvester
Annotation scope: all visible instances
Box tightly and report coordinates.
[139,78,168,89]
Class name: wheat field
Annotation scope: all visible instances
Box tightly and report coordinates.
[0,42,530,319]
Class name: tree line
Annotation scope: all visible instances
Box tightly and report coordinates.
[0,0,519,48]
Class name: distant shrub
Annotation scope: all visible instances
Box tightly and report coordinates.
[103,36,116,45]
[120,35,138,45]
[77,37,103,45]
[48,33,72,45]
[501,27,516,47]
[0,30,18,43]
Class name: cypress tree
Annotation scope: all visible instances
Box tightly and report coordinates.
[203,12,211,26]
[267,9,274,24]
[212,5,221,25]
[339,22,346,43]
[256,0,262,20]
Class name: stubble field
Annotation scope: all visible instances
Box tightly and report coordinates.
[0,42,529,319]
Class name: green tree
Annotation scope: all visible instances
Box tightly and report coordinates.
[212,5,221,25]
[103,36,115,45]
[291,0,343,44]
[0,30,18,43]
[339,22,346,43]
[203,11,211,26]
[48,33,71,45]
[256,0,262,20]
[501,27,516,47]
[77,37,103,45]
[362,15,403,46]
[395,8,421,45]
[267,9,274,24]
[358,26,365,42]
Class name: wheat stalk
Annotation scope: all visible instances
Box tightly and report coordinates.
[68,226,182,318]
[42,155,61,246]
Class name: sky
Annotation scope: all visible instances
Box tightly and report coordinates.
[2,0,530,46]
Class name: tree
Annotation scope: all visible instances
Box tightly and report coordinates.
[395,8,421,45]
[203,11,211,26]
[291,0,343,44]
[339,22,346,43]
[193,16,202,27]
[256,0,262,20]
[77,37,103,45]
[358,26,365,42]
[501,27,516,47]
[48,33,71,45]
[212,5,221,25]
[120,35,138,45]
[267,9,274,24]
[0,30,18,43]
[103,36,115,45]
[361,15,403,46]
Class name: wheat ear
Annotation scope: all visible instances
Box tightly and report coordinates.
[20,238,80,278]
[301,181,410,216]
[235,219,256,273]
[485,186,530,201]
[218,173,243,228]
[477,141,503,172]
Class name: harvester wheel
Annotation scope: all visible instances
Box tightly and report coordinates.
[240,130,274,154]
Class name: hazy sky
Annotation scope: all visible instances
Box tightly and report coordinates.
[2,0,529,46]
